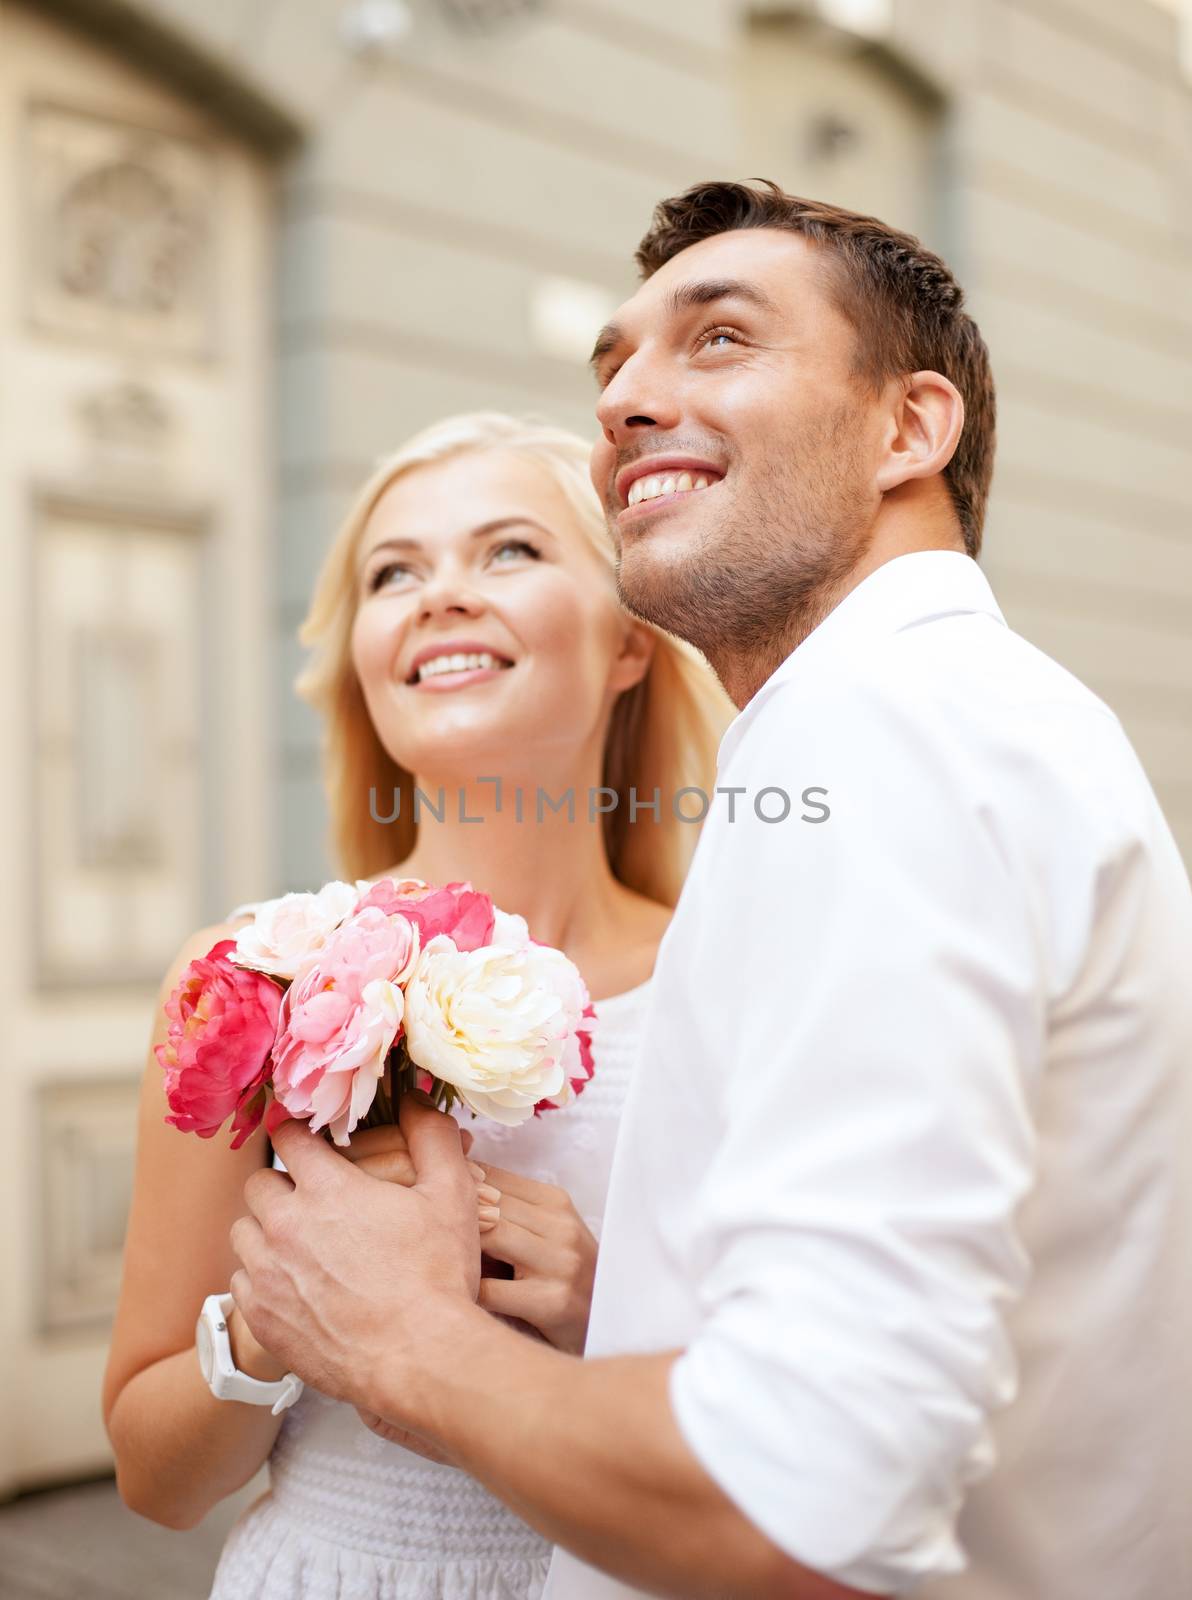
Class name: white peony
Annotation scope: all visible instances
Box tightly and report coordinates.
[490,908,531,949]
[403,933,589,1125]
[230,880,360,981]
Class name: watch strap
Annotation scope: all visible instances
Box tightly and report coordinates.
[200,1293,304,1413]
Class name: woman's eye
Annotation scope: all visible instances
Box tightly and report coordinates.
[489,539,540,564]
[367,561,413,592]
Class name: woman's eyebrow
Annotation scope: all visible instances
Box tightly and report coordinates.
[360,517,556,569]
[589,278,779,375]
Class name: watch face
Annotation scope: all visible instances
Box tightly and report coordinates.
[196,1315,214,1384]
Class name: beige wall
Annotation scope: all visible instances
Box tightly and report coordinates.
[954,0,1192,863]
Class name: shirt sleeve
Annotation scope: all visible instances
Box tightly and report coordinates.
[669,667,1051,1595]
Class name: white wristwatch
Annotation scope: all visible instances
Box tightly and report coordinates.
[195,1293,304,1416]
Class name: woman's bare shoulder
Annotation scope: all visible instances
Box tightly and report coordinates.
[157,919,246,998]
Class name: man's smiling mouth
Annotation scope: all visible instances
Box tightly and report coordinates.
[615,457,726,517]
[627,471,717,508]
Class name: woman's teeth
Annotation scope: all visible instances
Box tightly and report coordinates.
[416,651,508,683]
[627,471,714,508]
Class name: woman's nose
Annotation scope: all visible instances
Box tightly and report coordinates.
[416,568,485,623]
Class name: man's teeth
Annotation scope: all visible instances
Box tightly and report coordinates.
[627,471,714,507]
[416,651,508,682]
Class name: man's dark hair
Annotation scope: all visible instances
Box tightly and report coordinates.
[635,181,996,557]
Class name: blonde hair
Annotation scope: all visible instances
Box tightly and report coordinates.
[295,412,734,907]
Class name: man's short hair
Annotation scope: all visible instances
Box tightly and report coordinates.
[635,181,996,557]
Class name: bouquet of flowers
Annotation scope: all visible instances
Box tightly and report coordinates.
[156,877,595,1148]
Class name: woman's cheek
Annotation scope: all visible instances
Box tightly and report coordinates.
[352,611,395,694]
[545,619,619,718]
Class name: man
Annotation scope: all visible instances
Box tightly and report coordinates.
[231,183,1192,1598]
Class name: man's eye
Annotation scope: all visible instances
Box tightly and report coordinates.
[697,327,740,352]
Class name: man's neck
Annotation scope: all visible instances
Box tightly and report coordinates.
[713,518,968,709]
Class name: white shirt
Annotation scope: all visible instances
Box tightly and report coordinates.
[544,551,1192,1600]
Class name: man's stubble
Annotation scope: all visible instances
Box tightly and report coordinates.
[614,403,874,695]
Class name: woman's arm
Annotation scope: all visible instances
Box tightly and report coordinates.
[102,923,288,1531]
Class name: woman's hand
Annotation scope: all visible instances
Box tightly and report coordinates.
[227,1303,289,1382]
[469,1165,598,1355]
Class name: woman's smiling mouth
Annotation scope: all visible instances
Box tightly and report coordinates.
[405,647,516,690]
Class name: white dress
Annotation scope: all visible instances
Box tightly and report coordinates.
[208,974,652,1600]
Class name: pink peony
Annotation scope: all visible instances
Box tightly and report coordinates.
[156,940,283,1148]
[271,906,419,1146]
[356,878,494,952]
[536,1001,596,1114]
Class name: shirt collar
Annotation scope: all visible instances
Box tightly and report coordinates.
[716,551,1006,773]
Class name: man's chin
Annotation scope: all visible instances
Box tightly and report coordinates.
[614,535,696,635]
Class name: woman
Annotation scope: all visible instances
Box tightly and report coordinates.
[102,413,732,1599]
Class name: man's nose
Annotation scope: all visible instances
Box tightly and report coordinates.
[595,352,682,445]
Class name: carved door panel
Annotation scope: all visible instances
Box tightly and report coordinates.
[0,3,273,1493]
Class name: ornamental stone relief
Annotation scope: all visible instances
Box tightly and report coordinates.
[77,379,172,447]
[28,103,214,355]
[39,1078,140,1334]
[34,502,206,989]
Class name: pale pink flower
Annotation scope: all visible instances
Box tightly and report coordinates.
[231,881,359,981]
[271,907,419,1145]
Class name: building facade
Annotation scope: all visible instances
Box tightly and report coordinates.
[1,0,1189,1492]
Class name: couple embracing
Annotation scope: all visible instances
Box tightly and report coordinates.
[104,182,1192,1600]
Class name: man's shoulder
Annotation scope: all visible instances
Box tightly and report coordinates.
[899,608,1113,712]
[759,607,1124,751]
[740,609,1153,839]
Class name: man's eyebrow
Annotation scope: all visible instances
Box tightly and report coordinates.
[664,277,780,319]
[589,321,624,373]
[588,278,779,374]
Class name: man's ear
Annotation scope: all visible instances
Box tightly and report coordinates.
[609,620,656,695]
[874,370,965,494]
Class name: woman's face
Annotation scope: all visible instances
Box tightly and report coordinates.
[351,449,653,784]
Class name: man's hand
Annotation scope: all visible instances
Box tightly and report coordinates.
[229,1095,481,1413]
[342,1121,478,1187]
[353,1406,457,1465]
